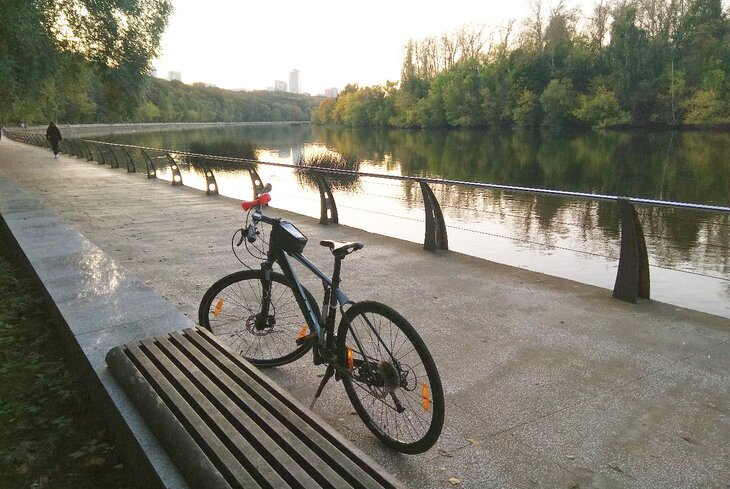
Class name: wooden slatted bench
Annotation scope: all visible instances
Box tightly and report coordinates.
[105,327,404,489]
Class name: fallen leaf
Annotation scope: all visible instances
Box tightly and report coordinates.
[706,402,717,409]
[466,438,481,445]
[566,454,575,460]
[438,449,454,458]
[448,477,461,485]
[438,466,447,472]
[17,463,29,475]
[84,457,106,467]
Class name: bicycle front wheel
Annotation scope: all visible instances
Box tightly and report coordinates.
[337,301,444,454]
[198,270,320,367]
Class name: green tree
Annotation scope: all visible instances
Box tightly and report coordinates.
[540,78,576,127]
[573,87,630,127]
[683,88,730,123]
[512,89,542,127]
[0,0,172,124]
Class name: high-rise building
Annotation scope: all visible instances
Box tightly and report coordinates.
[167,71,182,82]
[274,80,287,92]
[289,69,300,94]
[324,87,339,98]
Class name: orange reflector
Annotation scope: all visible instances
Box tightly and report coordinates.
[422,384,430,411]
[297,324,308,339]
[213,299,224,317]
[347,347,354,370]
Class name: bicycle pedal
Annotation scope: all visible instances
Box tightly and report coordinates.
[295,332,318,346]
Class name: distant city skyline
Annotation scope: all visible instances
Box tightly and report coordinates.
[152,0,588,94]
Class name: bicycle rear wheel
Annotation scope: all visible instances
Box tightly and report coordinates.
[337,301,444,454]
[198,270,320,367]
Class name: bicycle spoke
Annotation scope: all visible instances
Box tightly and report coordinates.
[201,270,319,367]
[338,302,443,453]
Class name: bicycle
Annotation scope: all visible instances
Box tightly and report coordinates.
[198,185,444,454]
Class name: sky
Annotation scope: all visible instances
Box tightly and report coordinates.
[152,0,587,95]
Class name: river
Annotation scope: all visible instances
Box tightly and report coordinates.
[96,124,730,318]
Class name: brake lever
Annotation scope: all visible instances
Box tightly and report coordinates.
[236,228,246,246]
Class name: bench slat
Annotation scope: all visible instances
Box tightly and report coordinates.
[153,335,323,489]
[106,328,404,489]
[182,329,392,489]
[130,340,262,488]
[166,331,352,489]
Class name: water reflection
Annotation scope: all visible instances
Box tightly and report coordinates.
[295,151,362,192]
[97,125,730,317]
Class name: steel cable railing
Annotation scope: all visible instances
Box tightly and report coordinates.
[5,131,729,304]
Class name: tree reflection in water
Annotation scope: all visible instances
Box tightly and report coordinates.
[294,151,361,192]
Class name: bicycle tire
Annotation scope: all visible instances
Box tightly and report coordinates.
[198,270,320,367]
[337,301,444,454]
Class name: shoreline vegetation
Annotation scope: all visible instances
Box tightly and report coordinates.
[312,1,730,130]
[2,1,729,132]
[0,238,140,489]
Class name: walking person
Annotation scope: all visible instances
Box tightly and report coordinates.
[46,121,62,157]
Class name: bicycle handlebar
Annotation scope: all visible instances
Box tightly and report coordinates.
[241,192,271,211]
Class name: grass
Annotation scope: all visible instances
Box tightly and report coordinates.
[0,236,141,489]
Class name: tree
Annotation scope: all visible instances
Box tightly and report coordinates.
[674,0,729,87]
[540,78,576,127]
[573,87,630,127]
[512,89,543,126]
[607,5,653,123]
[0,0,172,123]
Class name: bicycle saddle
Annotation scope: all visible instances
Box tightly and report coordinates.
[319,240,364,258]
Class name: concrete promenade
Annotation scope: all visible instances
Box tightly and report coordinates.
[1,138,729,488]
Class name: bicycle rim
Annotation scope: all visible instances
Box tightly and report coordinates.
[198,270,318,367]
[338,301,444,454]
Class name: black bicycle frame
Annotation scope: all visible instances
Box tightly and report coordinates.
[269,248,350,338]
[255,213,399,369]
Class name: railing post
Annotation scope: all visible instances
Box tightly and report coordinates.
[140,149,157,178]
[201,161,218,196]
[165,153,183,185]
[613,199,650,303]
[419,181,449,252]
[97,145,107,165]
[80,141,94,161]
[68,140,78,157]
[313,172,338,225]
[247,166,264,198]
[121,147,136,172]
[70,140,82,158]
[106,145,120,168]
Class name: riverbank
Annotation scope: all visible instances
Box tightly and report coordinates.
[8,121,310,139]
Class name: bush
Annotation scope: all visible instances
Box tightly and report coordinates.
[574,87,631,127]
[683,89,730,124]
[540,79,576,128]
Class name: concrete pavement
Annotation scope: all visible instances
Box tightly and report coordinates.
[1,138,728,488]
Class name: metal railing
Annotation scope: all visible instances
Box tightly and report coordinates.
[6,130,729,305]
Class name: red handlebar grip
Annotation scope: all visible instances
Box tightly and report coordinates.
[241,192,271,211]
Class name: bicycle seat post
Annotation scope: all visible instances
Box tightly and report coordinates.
[331,255,344,292]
